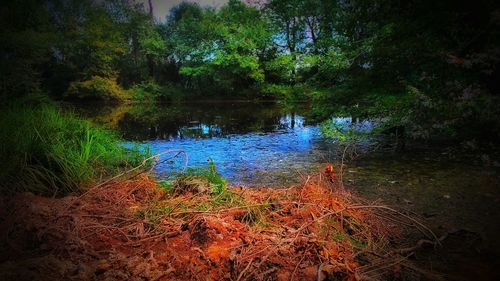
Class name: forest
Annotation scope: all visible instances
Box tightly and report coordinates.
[2,0,500,141]
[1,0,500,280]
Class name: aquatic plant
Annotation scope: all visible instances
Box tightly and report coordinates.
[0,104,149,195]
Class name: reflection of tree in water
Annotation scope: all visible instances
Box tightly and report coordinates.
[83,102,314,140]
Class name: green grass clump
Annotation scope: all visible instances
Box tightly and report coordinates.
[176,160,228,195]
[157,179,175,194]
[136,202,173,225]
[0,103,149,196]
[172,160,244,207]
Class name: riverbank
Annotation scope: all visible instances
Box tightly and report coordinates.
[0,173,437,281]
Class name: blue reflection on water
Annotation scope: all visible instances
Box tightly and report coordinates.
[330,117,375,133]
[143,115,335,186]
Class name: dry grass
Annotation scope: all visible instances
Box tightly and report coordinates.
[0,172,439,281]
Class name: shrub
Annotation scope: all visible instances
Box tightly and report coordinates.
[0,103,149,195]
[259,83,291,98]
[264,55,295,83]
[129,80,162,102]
[259,84,309,101]
[129,81,187,102]
[65,76,129,101]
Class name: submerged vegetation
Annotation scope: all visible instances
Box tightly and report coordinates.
[0,102,149,195]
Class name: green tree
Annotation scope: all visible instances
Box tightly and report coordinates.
[167,0,273,93]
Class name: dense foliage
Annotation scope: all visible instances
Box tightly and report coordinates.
[1,0,499,142]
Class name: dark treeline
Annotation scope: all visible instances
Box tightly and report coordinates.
[1,0,500,141]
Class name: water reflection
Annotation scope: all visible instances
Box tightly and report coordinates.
[73,102,316,141]
[149,120,328,186]
[73,102,336,185]
[330,117,374,133]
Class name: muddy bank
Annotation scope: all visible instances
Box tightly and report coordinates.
[0,174,437,281]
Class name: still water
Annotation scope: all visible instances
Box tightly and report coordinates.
[75,101,344,185]
[73,101,500,280]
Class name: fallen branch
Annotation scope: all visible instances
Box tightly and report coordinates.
[390,232,448,255]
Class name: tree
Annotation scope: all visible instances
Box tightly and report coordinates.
[113,2,167,86]
[265,0,306,54]
[166,0,273,93]
[0,0,55,99]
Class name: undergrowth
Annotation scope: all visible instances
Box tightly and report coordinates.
[0,103,149,196]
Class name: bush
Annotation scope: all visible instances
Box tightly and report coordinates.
[259,84,309,101]
[259,84,290,98]
[65,76,129,101]
[0,103,149,195]
[129,81,187,102]
[129,80,163,102]
[264,55,295,83]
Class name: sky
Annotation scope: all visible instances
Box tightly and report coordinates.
[140,0,229,21]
